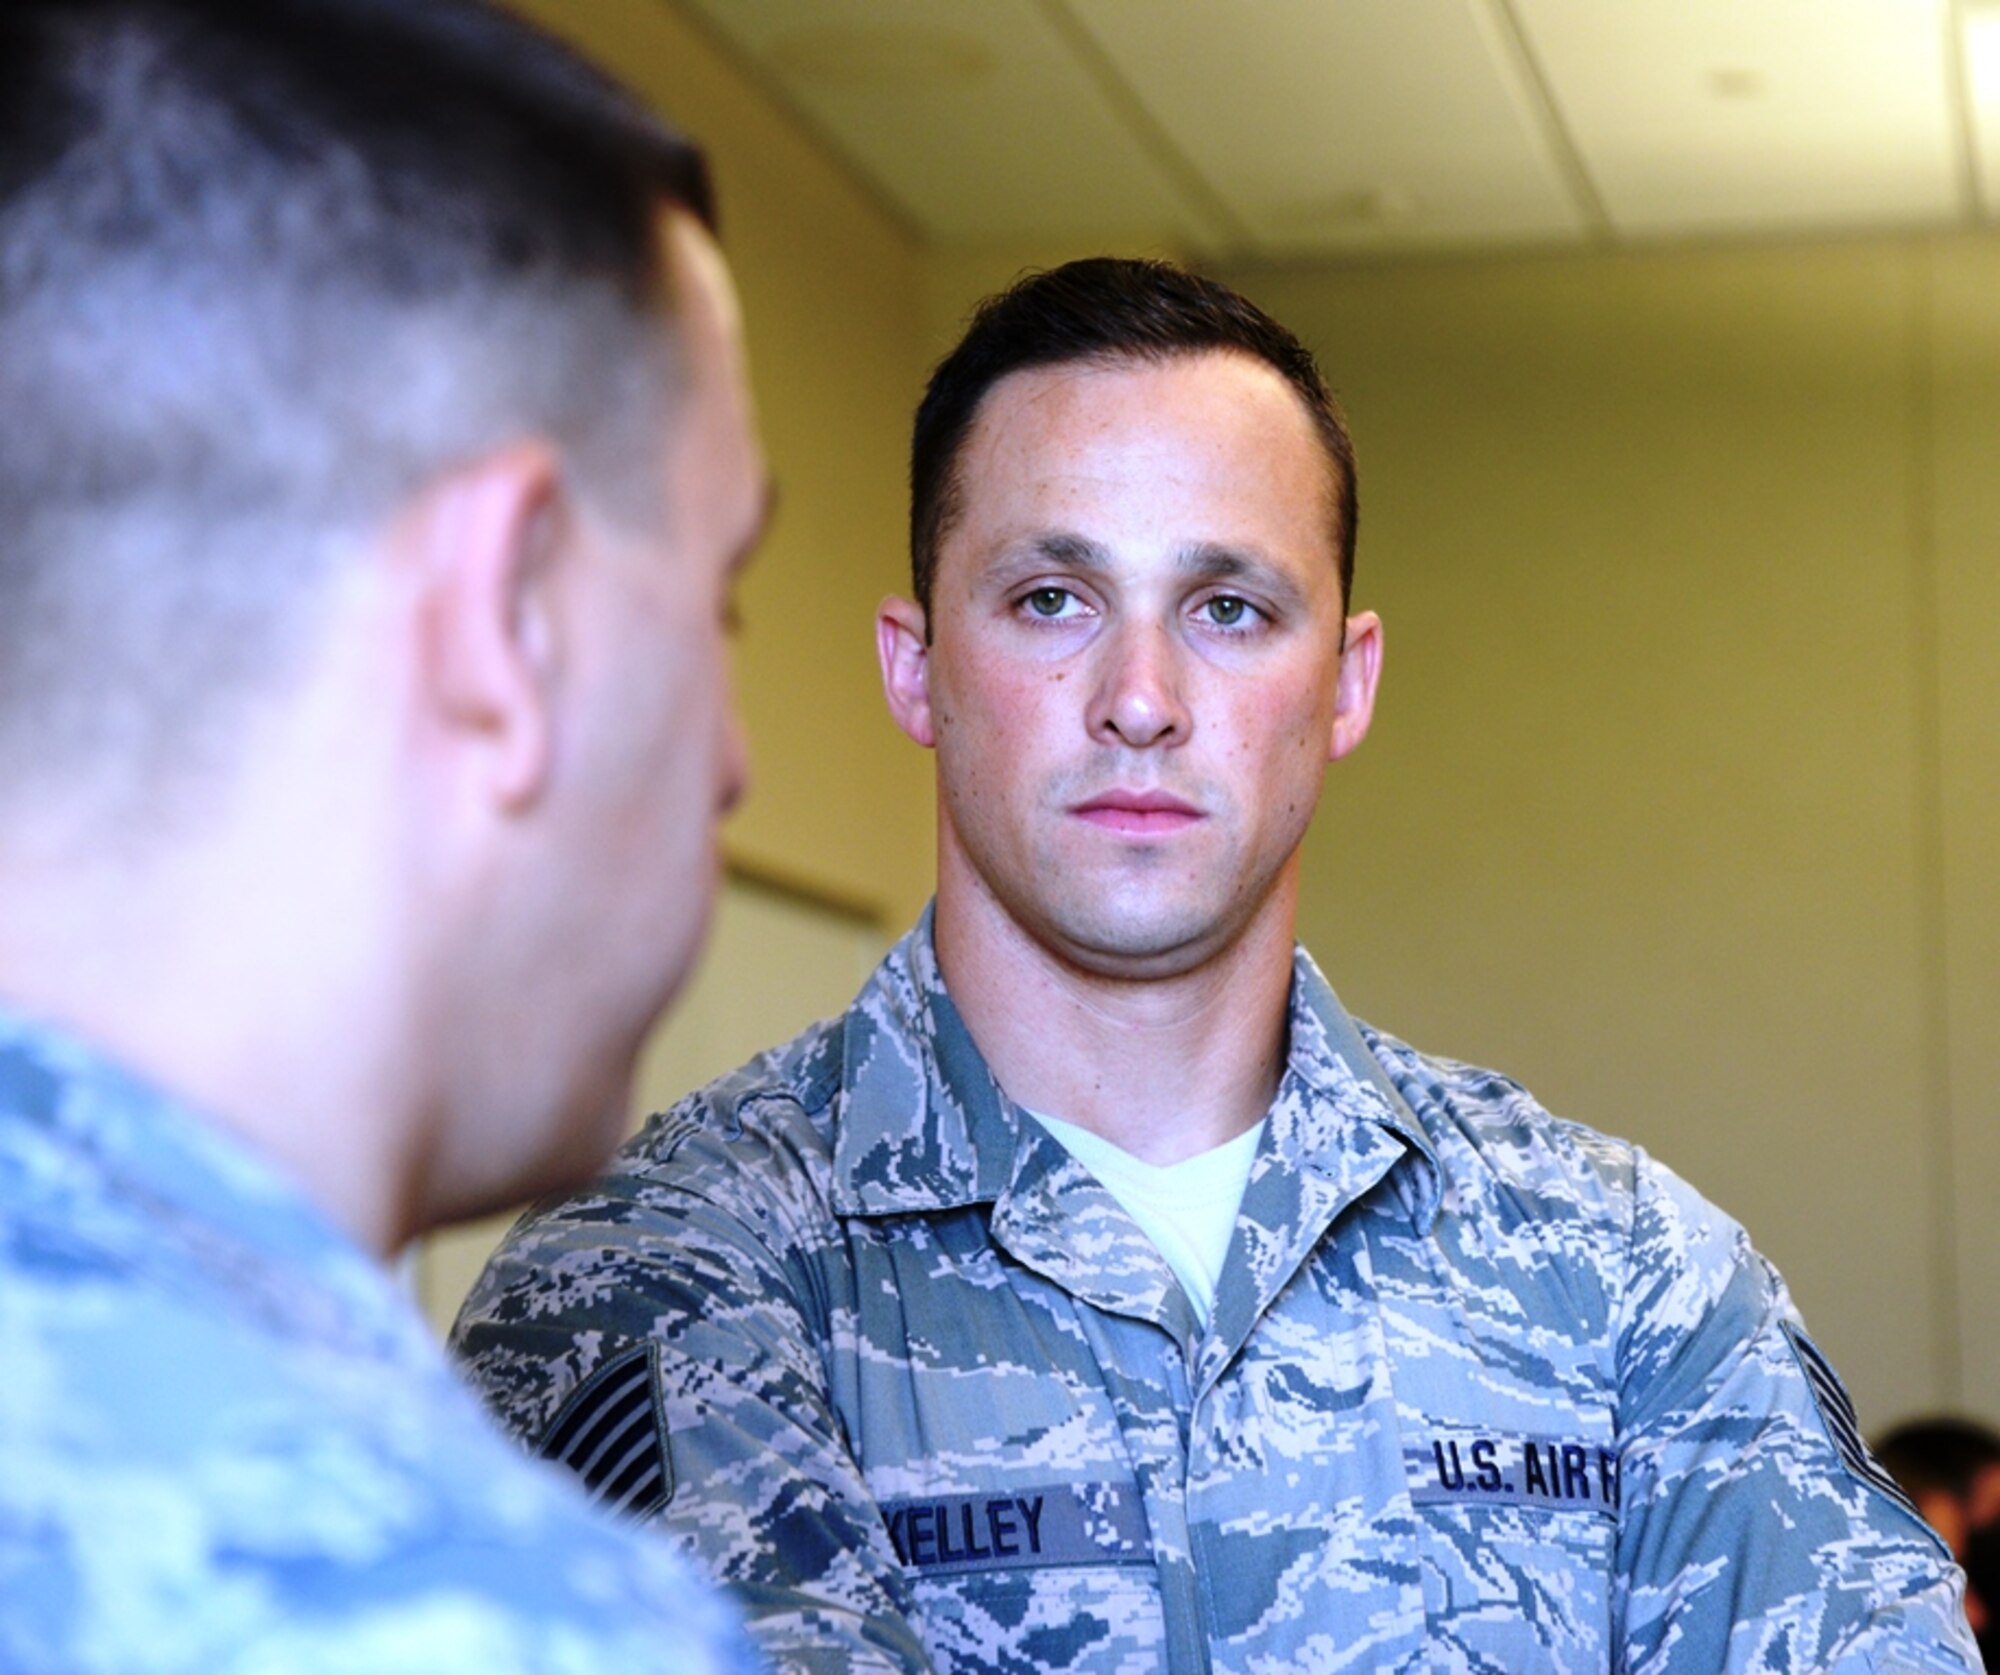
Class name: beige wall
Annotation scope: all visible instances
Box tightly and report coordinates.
[1225,239,2000,1429]
[515,3,2000,1434]
[1934,241,2000,1420]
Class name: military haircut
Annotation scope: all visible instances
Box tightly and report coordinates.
[909,257,1358,620]
[0,0,711,822]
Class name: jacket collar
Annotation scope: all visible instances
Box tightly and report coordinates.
[829,909,1442,1231]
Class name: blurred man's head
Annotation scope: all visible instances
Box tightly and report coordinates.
[0,0,713,821]
[0,0,767,1242]
[1875,1417,2000,1642]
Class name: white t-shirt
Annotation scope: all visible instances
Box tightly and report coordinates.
[1029,1111,1266,1324]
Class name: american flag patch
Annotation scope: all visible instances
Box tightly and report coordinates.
[536,1344,672,1521]
[1782,1322,1918,1517]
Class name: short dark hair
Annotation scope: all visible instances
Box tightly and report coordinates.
[0,0,712,818]
[910,257,1357,616]
[1875,1417,2000,1503]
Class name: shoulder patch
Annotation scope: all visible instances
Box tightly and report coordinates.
[1781,1322,1919,1518]
[536,1344,672,1521]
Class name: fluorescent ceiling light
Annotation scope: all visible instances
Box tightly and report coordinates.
[1964,1,2000,211]
[1966,2,2000,108]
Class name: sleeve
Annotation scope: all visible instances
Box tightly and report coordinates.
[449,1114,935,1675]
[1611,1151,1979,1673]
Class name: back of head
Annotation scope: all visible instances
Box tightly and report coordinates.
[0,0,711,832]
[909,256,1357,618]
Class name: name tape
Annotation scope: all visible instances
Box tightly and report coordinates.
[881,1482,1150,1575]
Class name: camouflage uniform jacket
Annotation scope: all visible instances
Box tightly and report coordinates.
[0,1006,757,1675]
[454,917,1976,1674]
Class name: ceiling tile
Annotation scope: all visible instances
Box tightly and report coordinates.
[1064,0,1591,254]
[1516,0,1961,235]
[674,0,1228,244]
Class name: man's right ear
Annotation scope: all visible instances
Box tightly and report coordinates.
[876,597,936,749]
[401,441,567,813]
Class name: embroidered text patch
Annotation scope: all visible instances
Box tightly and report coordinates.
[1406,1429,1620,1516]
[880,1482,1150,1575]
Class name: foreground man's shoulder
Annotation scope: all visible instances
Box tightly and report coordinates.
[2,1228,754,1675]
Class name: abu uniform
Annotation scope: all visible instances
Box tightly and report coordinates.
[0,1010,755,1675]
[453,916,1974,1674]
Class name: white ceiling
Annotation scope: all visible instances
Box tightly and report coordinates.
[671,0,2000,259]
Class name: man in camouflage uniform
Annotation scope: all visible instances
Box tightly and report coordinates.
[454,260,1975,1672]
[0,3,767,1670]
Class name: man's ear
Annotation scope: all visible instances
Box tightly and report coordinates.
[1329,609,1383,763]
[876,596,936,749]
[405,441,566,811]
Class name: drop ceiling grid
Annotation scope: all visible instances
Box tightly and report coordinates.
[1515,0,1963,234]
[667,0,1993,254]
[1060,0,1588,252]
[673,0,1223,243]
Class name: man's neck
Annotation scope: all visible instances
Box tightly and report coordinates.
[0,810,422,1257]
[932,879,1298,1166]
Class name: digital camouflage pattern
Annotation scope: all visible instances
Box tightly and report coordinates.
[454,914,1977,1674]
[0,1008,756,1675]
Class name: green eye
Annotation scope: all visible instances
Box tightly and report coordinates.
[1205,596,1250,627]
[1026,587,1071,617]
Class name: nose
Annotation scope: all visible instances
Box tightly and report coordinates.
[1088,620,1189,749]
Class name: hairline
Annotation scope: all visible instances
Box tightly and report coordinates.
[920,343,1353,621]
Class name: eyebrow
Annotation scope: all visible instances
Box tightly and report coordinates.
[991,532,1308,609]
[1023,531,1109,570]
[1174,541,1310,611]
[976,532,1105,590]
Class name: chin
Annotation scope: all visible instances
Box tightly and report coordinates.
[417,1107,623,1237]
[1035,860,1299,977]
[562,1066,641,1168]
[1040,902,1237,978]
[510,1064,640,1208]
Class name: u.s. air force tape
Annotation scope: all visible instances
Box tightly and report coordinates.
[879,1483,1150,1575]
[1406,1429,1621,1515]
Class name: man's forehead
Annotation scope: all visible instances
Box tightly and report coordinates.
[959,349,1329,481]
[949,349,1340,538]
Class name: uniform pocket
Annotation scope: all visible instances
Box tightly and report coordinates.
[912,1563,1165,1675]
[1417,1500,1615,1672]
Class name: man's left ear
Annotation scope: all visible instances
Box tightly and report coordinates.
[877,595,937,749]
[405,440,568,811]
[1328,610,1383,763]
